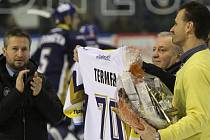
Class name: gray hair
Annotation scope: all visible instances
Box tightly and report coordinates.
[157,31,172,37]
[157,31,183,57]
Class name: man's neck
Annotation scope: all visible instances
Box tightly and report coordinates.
[182,36,206,53]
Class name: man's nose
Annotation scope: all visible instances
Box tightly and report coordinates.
[17,49,24,56]
[170,26,174,33]
[152,50,159,58]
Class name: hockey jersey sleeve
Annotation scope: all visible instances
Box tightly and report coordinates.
[63,63,84,125]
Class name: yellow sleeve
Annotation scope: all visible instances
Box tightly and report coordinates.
[159,65,210,140]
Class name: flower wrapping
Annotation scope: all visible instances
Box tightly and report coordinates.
[115,46,177,130]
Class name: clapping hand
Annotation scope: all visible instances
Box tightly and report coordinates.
[16,69,30,93]
[30,72,42,96]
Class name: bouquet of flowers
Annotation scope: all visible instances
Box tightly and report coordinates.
[115,46,178,131]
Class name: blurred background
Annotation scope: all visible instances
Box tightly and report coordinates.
[0,1,209,139]
[0,0,210,60]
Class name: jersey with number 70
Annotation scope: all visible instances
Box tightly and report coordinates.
[65,47,141,140]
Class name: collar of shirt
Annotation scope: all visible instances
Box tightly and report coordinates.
[165,61,182,75]
[6,64,18,77]
[180,44,208,63]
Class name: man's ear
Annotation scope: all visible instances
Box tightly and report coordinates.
[185,21,194,34]
[2,47,6,56]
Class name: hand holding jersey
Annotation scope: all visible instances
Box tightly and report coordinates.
[73,45,80,62]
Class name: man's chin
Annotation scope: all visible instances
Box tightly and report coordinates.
[153,62,161,67]
[13,64,26,70]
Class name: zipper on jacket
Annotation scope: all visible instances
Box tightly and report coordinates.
[22,108,26,140]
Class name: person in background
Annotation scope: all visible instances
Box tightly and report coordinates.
[151,32,181,71]
[142,31,182,92]
[0,28,63,140]
[32,3,86,140]
[32,3,85,102]
[72,23,122,63]
[79,24,116,49]
[138,1,210,140]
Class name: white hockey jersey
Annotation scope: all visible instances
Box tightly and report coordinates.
[78,47,125,140]
[64,47,141,140]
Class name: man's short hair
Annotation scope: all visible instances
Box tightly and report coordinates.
[179,1,210,40]
[3,27,31,48]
